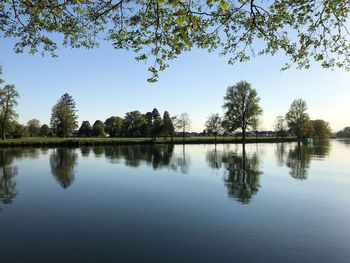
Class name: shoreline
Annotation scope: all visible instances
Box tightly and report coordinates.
[0,137,300,147]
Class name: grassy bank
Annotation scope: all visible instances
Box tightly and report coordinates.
[0,136,298,147]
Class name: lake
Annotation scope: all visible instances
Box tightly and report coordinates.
[0,139,349,262]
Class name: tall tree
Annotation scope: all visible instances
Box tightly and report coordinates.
[0,85,19,140]
[162,111,175,141]
[223,81,263,140]
[285,98,310,141]
[205,113,223,143]
[27,119,41,137]
[145,112,153,138]
[151,108,162,140]
[2,1,350,81]
[104,116,123,137]
[50,93,78,137]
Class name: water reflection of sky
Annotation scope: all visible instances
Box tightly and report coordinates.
[0,140,349,262]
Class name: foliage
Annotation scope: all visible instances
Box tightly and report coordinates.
[78,121,92,137]
[0,66,3,85]
[0,84,20,140]
[121,111,147,137]
[174,113,191,140]
[39,124,50,137]
[2,1,349,81]
[337,127,350,138]
[285,98,310,140]
[162,111,174,139]
[205,113,223,140]
[104,116,123,137]
[91,120,105,137]
[151,108,162,140]
[50,93,78,137]
[223,81,262,139]
[9,121,28,138]
[309,119,332,139]
[27,119,40,136]
[0,136,298,147]
[274,115,288,138]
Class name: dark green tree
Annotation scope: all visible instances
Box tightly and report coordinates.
[50,93,78,137]
[145,112,153,138]
[104,116,123,137]
[285,98,310,141]
[78,121,92,137]
[122,111,147,137]
[91,120,105,137]
[162,111,175,141]
[2,1,350,81]
[151,108,162,140]
[39,124,50,137]
[223,81,263,140]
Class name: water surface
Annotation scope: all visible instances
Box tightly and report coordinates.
[0,140,349,262]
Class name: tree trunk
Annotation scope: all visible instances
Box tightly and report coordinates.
[2,122,5,140]
[182,125,185,143]
[242,128,246,141]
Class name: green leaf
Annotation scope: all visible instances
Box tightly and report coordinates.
[169,0,180,5]
[173,9,186,16]
[176,16,183,26]
[219,1,228,10]
[157,0,165,4]
[184,39,191,47]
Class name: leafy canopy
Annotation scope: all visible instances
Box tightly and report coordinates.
[2,0,350,81]
[50,93,78,137]
[285,98,309,139]
[223,80,262,138]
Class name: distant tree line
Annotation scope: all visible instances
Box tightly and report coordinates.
[77,109,177,140]
[337,127,350,138]
[0,66,335,141]
[204,81,332,141]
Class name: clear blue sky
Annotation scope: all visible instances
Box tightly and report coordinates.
[0,37,349,132]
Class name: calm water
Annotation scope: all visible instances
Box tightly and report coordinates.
[0,140,349,262]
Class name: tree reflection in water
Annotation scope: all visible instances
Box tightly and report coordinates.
[103,144,190,174]
[207,144,262,204]
[0,149,18,207]
[50,148,78,189]
[0,148,40,210]
[278,140,331,180]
